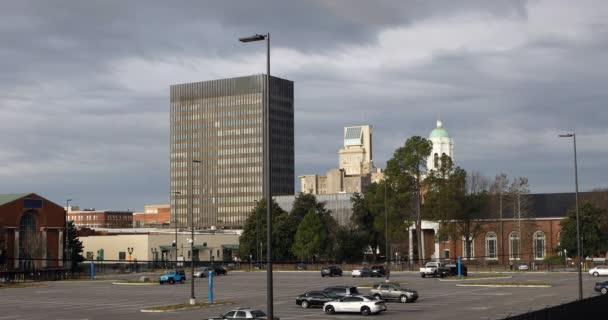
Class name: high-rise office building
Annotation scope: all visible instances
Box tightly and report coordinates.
[170,75,294,229]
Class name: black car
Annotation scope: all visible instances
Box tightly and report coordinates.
[594,280,608,294]
[213,266,227,276]
[323,286,360,298]
[371,265,389,277]
[321,265,343,277]
[445,264,468,277]
[296,291,339,309]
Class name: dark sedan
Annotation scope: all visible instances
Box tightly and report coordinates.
[446,263,468,276]
[296,291,339,309]
[321,265,343,277]
[371,265,389,277]
[594,280,608,294]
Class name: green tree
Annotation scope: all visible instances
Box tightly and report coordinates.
[292,210,327,262]
[288,193,338,259]
[558,202,608,258]
[333,225,367,262]
[385,136,432,262]
[66,221,84,271]
[238,199,288,261]
[351,192,381,260]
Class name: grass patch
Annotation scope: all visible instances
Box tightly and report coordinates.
[141,301,233,312]
[442,275,512,281]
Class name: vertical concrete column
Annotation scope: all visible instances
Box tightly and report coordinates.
[41,229,48,268]
[14,231,19,269]
[434,228,440,261]
[408,228,414,264]
[58,230,64,267]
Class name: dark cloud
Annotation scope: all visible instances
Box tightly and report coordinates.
[1,0,607,210]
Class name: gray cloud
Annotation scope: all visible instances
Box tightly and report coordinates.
[1,0,607,210]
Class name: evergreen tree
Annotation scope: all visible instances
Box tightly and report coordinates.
[292,210,327,262]
[66,221,84,271]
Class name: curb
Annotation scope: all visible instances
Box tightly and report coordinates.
[140,302,233,313]
[112,282,158,285]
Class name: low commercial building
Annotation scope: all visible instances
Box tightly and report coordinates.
[68,210,133,229]
[133,204,171,227]
[79,229,240,263]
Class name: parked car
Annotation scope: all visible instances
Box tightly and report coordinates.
[207,307,279,320]
[159,270,186,284]
[323,295,387,316]
[194,267,214,278]
[213,266,228,276]
[594,280,608,294]
[323,285,360,298]
[296,291,339,309]
[589,265,608,277]
[419,262,450,278]
[517,263,529,271]
[445,263,468,276]
[370,283,418,303]
[321,265,343,277]
[371,265,389,277]
[295,263,307,270]
[352,267,371,277]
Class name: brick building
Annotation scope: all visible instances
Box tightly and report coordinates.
[409,191,608,265]
[132,204,171,227]
[68,210,133,229]
[0,193,66,270]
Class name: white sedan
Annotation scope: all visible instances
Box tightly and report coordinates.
[323,295,387,316]
[589,265,608,277]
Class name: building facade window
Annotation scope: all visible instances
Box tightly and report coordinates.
[118,252,126,261]
[509,231,520,260]
[485,232,497,260]
[462,235,475,259]
[533,231,546,260]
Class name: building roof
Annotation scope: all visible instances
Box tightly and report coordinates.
[430,120,450,138]
[0,193,30,206]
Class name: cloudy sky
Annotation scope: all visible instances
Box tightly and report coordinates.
[1,0,607,211]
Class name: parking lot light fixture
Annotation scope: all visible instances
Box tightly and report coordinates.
[239,32,273,319]
[190,159,202,305]
[559,132,582,300]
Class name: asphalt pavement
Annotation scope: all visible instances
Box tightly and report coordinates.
[0,271,602,320]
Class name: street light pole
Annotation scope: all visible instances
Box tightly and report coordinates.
[65,199,72,268]
[191,159,201,305]
[385,183,389,282]
[172,191,181,269]
[559,133,583,300]
[239,33,273,319]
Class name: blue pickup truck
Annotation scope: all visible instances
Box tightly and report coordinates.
[159,270,186,284]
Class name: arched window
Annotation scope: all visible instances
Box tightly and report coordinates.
[509,231,520,260]
[533,231,546,260]
[485,232,497,259]
[433,153,439,168]
[462,235,475,259]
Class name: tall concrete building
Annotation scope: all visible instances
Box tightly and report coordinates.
[170,75,294,229]
[300,124,382,194]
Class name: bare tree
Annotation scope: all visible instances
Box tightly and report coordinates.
[467,171,491,195]
[508,177,535,262]
[489,173,509,263]
[22,230,46,270]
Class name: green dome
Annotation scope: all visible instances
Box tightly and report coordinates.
[430,127,449,138]
[430,120,449,138]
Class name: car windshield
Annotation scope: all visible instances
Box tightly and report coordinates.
[325,291,339,299]
[250,310,266,317]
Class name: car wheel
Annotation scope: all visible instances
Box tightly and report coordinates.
[180,278,184,284]
[325,305,335,314]
[322,274,325,277]
[421,274,426,278]
[593,272,599,277]
[360,306,371,316]
[601,288,607,294]
[301,301,309,309]
[373,294,382,300]
[400,295,409,303]
[168,278,174,284]
[159,281,163,285]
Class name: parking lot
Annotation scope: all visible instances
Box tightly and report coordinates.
[0,271,602,320]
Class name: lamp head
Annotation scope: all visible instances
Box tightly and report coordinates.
[239,34,266,42]
[559,133,574,138]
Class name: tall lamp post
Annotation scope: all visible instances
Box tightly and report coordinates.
[239,33,273,319]
[385,183,390,282]
[559,132,582,300]
[190,159,201,305]
[65,198,72,268]
[172,191,182,268]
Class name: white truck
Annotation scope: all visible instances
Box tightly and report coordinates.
[419,262,449,278]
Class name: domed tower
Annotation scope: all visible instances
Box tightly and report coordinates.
[426,119,454,172]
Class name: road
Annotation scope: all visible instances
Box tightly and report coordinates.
[0,271,602,320]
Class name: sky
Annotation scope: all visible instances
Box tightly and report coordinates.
[1,0,607,211]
